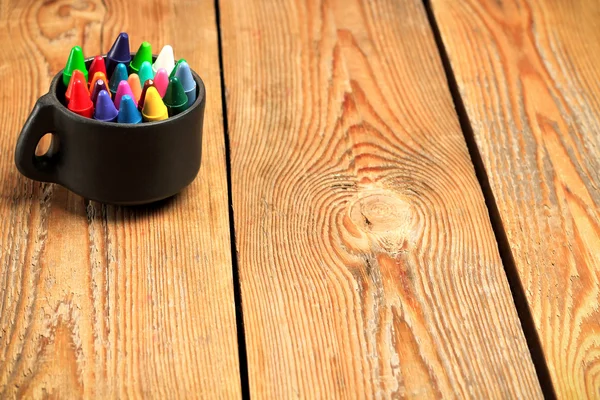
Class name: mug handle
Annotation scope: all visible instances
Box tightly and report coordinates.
[15,93,60,183]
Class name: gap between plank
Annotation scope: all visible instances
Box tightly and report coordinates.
[214,0,251,398]
[421,1,556,398]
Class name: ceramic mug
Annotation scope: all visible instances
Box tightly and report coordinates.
[15,55,205,205]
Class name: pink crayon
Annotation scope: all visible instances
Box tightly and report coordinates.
[154,68,169,97]
[114,80,137,110]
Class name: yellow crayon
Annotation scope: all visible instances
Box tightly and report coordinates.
[141,87,168,122]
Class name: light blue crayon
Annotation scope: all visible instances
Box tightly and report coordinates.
[174,61,196,108]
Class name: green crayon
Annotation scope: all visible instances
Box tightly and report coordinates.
[63,46,88,87]
[130,41,152,73]
[163,77,188,116]
[169,59,187,79]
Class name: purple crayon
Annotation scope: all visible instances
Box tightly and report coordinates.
[94,90,119,122]
[105,32,131,76]
[90,79,110,105]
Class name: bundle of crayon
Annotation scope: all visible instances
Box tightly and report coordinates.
[62,33,197,123]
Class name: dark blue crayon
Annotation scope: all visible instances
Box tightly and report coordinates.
[174,61,196,108]
[108,63,129,96]
[117,95,142,124]
[90,79,110,105]
[94,90,118,122]
[105,32,131,76]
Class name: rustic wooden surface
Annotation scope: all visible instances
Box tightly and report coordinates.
[0,0,241,398]
[221,0,542,397]
[431,0,600,397]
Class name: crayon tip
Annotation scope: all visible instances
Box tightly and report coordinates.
[118,95,143,124]
[63,46,88,87]
[169,58,187,79]
[88,56,107,83]
[138,79,156,111]
[138,61,154,86]
[163,77,188,116]
[89,71,108,92]
[109,63,129,95]
[130,41,152,73]
[68,78,94,118]
[90,78,110,105]
[106,32,131,75]
[127,73,143,103]
[142,87,168,122]
[174,61,196,107]
[114,80,136,109]
[153,45,175,75]
[94,90,119,122]
[65,69,87,103]
[154,68,169,97]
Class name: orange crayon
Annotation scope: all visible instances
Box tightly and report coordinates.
[127,73,143,103]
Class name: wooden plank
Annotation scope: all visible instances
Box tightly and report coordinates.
[430,0,600,397]
[0,0,241,397]
[221,0,542,397]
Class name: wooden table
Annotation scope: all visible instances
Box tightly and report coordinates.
[1,0,598,398]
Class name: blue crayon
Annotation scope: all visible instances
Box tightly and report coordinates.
[94,90,118,122]
[105,32,131,76]
[117,95,142,124]
[109,63,129,96]
[138,61,154,86]
[174,61,196,108]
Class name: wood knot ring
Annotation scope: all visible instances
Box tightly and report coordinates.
[348,189,412,235]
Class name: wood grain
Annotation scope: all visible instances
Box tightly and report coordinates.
[0,0,241,397]
[221,0,542,397]
[431,0,600,397]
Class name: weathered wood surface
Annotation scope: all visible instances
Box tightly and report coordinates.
[0,0,241,397]
[221,0,542,397]
[431,0,600,397]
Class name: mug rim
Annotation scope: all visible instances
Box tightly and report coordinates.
[51,54,205,129]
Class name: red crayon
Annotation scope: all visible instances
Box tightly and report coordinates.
[68,79,94,118]
[137,79,156,111]
[65,69,87,103]
[88,56,107,84]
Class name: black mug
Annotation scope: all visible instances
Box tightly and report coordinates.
[15,56,205,205]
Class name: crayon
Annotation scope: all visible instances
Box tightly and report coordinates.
[63,46,88,87]
[141,87,168,122]
[138,61,154,86]
[114,80,136,109]
[108,63,129,96]
[138,79,155,111]
[89,71,108,92]
[68,78,94,118]
[152,45,175,75]
[105,32,131,76]
[65,69,87,103]
[94,90,119,122]
[169,58,187,79]
[88,56,107,84]
[90,78,110,105]
[163,77,188,116]
[174,61,196,108]
[127,73,143,103]
[130,41,152,73]
[153,68,169,97]
[118,95,142,124]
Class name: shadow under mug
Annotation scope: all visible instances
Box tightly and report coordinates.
[15,55,206,205]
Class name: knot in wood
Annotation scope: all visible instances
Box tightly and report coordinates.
[349,190,412,235]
